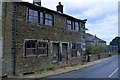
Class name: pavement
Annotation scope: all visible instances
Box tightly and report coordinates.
[10,56,112,78]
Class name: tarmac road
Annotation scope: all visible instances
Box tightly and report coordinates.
[48,56,119,78]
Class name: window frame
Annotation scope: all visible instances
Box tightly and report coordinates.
[37,41,48,57]
[71,43,81,58]
[45,13,53,26]
[75,22,80,31]
[71,43,77,57]
[66,20,72,30]
[66,19,80,31]
[24,39,49,57]
[28,9,39,23]
[39,12,44,24]
[27,8,54,26]
[24,40,37,57]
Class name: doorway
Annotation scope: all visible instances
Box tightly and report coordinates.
[62,43,68,61]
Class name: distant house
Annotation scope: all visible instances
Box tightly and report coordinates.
[1,1,87,76]
[109,36,120,53]
[85,33,106,46]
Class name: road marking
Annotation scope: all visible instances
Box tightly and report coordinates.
[109,68,118,77]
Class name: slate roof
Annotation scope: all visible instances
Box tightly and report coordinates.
[85,33,106,43]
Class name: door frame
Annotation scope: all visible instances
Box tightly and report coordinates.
[50,41,69,62]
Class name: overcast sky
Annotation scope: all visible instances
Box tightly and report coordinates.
[24,0,119,44]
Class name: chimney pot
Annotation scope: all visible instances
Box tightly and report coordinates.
[33,0,41,6]
[56,2,63,13]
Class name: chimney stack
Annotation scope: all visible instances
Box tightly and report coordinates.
[56,2,63,13]
[33,0,41,6]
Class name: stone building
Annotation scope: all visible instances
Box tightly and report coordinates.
[85,33,106,46]
[109,36,120,53]
[1,1,87,76]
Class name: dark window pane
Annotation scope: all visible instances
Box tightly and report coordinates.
[40,12,44,24]
[38,43,42,47]
[67,20,72,30]
[29,16,33,22]
[34,11,38,17]
[49,15,52,19]
[25,40,36,56]
[49,20,52,26]
[33,17,38,23]
[40,12,43,17]
[75,22,79,31]
[67,20,71,24]
[26,42,31,48]
[29,9,33,15]
[31,42,35,48]
[45,20,49,25]
[45,14,49,18]
[40,18,43,24]
[72,43,76,49]
[45,13,53,26]
[38,42,47,56]
[26,49,36,55]
[28,9,38,23]
[67,25,71,30]
[43,43,46,47]
[72,22,75,30]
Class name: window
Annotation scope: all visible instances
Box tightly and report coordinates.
[37,42,48,56]
[45,13,53,26]
[25,40,48,57]
[75,22,79,31]
[71,43,81,57]
[71,43,77,57]
[27,8,54,26]
[76,43,81,50]
[66,20,72,30]
[28,9,38,23]
[66,19,80,31]
[25,40,37,56]
[40,12,44,24]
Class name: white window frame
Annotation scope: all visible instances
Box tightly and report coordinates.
[24,39,37,57]
[37,40,48,57]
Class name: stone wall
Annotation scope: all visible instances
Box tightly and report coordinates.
[2,2,14,76]
[87,53,109,62]
[8,3,82,75]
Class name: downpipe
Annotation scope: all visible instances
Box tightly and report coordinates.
[13,3,17,76]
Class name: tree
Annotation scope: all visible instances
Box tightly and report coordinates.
[86,44,108,54]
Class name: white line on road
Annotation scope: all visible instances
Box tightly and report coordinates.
[109,68,118,77]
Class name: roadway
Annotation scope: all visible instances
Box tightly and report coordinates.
[48,56,119,78]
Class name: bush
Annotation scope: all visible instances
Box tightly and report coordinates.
[46,67,55,71]
[70,64,77,67]
[86,44,108,54]
[36,68,45,74]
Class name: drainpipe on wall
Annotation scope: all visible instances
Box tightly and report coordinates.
[13,3,17,76]
[0,0,3,78]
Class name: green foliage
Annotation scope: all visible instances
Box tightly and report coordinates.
[35,68,45,74]
[70,64,77,67]
[60,65,67,69]
[46,67,55,71]
[86,44,108,54]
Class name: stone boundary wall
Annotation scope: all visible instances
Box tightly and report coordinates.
[87,53,109,62]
